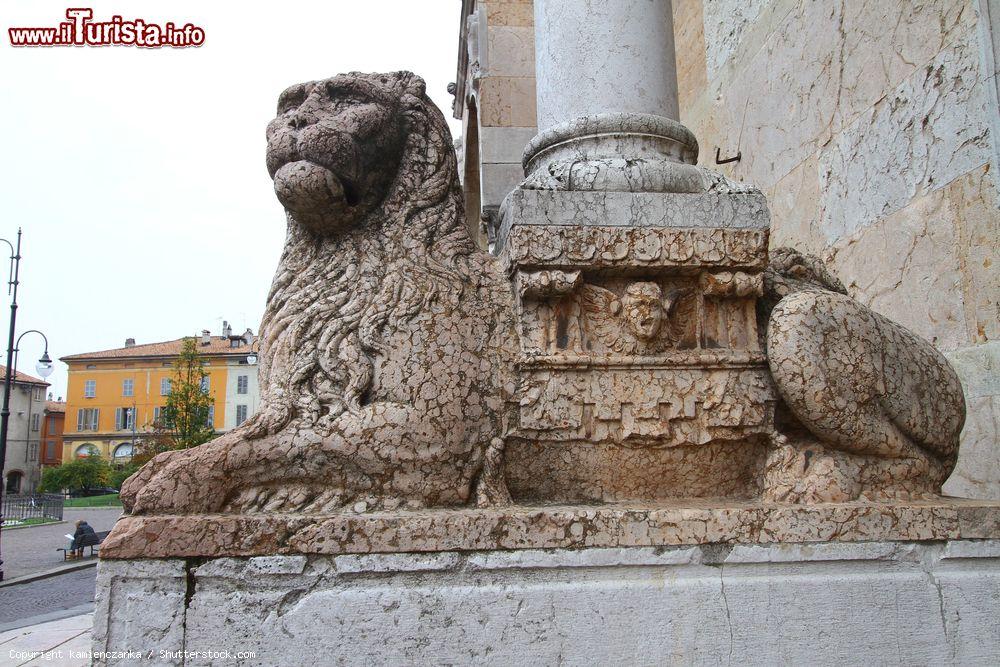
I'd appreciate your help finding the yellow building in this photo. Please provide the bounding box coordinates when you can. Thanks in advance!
[60,325,260,465]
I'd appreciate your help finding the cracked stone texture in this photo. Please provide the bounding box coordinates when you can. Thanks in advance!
[819,28,992,244]
[94,540,1000,665]
[98,499,1000,559]
[119,72,518,516]
[760,248,966,502]
[693,0,979,197]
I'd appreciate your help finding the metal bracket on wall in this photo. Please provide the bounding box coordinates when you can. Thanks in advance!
[715,147,742,164]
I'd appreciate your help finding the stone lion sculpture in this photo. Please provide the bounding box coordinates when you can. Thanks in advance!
[759,248,966,502]
[121,72,516,514]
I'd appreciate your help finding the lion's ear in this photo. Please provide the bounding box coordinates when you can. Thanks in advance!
[397,71,426,98]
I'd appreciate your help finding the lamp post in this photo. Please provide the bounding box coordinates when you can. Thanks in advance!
[0,229,54,581]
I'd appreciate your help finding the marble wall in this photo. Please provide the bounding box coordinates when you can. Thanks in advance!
[674,0,1000,497]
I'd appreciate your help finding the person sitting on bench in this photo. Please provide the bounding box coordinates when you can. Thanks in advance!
[69,520,99,557]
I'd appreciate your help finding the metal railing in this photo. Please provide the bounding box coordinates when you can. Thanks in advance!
[2,493,64,522]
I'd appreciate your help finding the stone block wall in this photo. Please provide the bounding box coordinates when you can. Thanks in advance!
[455,0,538,248]
[674,0,999,497]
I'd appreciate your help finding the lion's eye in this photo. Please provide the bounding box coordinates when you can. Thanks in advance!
[277,86,306,115]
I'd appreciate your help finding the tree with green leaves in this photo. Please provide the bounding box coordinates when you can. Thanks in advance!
[39,456,112,494]
[157,337,216,450]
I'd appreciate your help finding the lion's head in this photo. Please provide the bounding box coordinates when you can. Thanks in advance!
[265,71,428,235]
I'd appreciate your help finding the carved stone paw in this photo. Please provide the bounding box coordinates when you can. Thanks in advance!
[762,435,944,503]
[120,436,233,515]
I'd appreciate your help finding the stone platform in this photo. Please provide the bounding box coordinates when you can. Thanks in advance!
[99,499,1000,559]
[94,538,1000,665]
[94,500,1000,665]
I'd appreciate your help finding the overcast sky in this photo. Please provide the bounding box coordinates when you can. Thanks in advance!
[0,1,463,399]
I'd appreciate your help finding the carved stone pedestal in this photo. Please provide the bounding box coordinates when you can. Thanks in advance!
[498,187,777,502]
[93,500,1000,666]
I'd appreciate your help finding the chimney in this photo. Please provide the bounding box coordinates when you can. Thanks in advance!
[243,328,255,346]
[222,320,232,338]
[125,337,136,347]
[201,329,211,346]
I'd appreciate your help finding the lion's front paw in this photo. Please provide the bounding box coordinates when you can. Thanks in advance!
[122,444,229,515]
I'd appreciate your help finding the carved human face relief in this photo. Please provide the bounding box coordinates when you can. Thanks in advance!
[621,282,664,342]
[265,74,407,236]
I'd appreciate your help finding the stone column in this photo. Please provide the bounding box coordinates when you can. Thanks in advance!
[522,0,701,193]
[497,0,774,504]
[534,0,680,130]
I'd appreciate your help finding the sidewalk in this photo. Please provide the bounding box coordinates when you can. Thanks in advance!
[2,508,122,580]
[0,613,92,667]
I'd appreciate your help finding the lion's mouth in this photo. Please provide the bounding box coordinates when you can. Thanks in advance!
[273,160,363,209]
[271,160,368,228]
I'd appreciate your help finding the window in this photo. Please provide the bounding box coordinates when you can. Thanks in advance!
[160,378,172,395]
[237,375,249,395]
[235,404,248,426]
[44,441,56,460]
[76,408,99,431]
[28,442,37,461]
[75,443,99,459]
[200,376,210,393]
[33,387,44,401]
[30,414,40,431]
[48,416,56,432]
[123,378,134,397]
[113,443,134,460]
[5,471,22,494]
[84,380,96,398]
[205,405,215,428]
[115,407,135,431]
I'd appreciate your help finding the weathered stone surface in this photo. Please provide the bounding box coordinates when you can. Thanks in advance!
[92,559,186,667]
[945,342,1000,499]
[113,71,974,530]
[120,72,518,516]
[477,75,537,127]
[98,499,1000,560]
[761,248,966,502]
[498,188,771,244]
[533,0,680,131]
[95,539,1000,665]
[820,29,992,244]
[696,0,977,196]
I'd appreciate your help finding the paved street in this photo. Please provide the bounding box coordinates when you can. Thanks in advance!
[0,569,95,629]
[1,508,122,581]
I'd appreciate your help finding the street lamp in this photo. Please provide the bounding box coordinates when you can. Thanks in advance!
[0,230,54,581]
[245,340,260,366]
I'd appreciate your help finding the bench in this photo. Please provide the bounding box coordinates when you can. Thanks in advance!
[57,530,110,560]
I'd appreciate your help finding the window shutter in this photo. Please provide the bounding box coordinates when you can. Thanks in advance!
[92,408,100,431]
[77,409,84,431]
[115,408,122,430]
